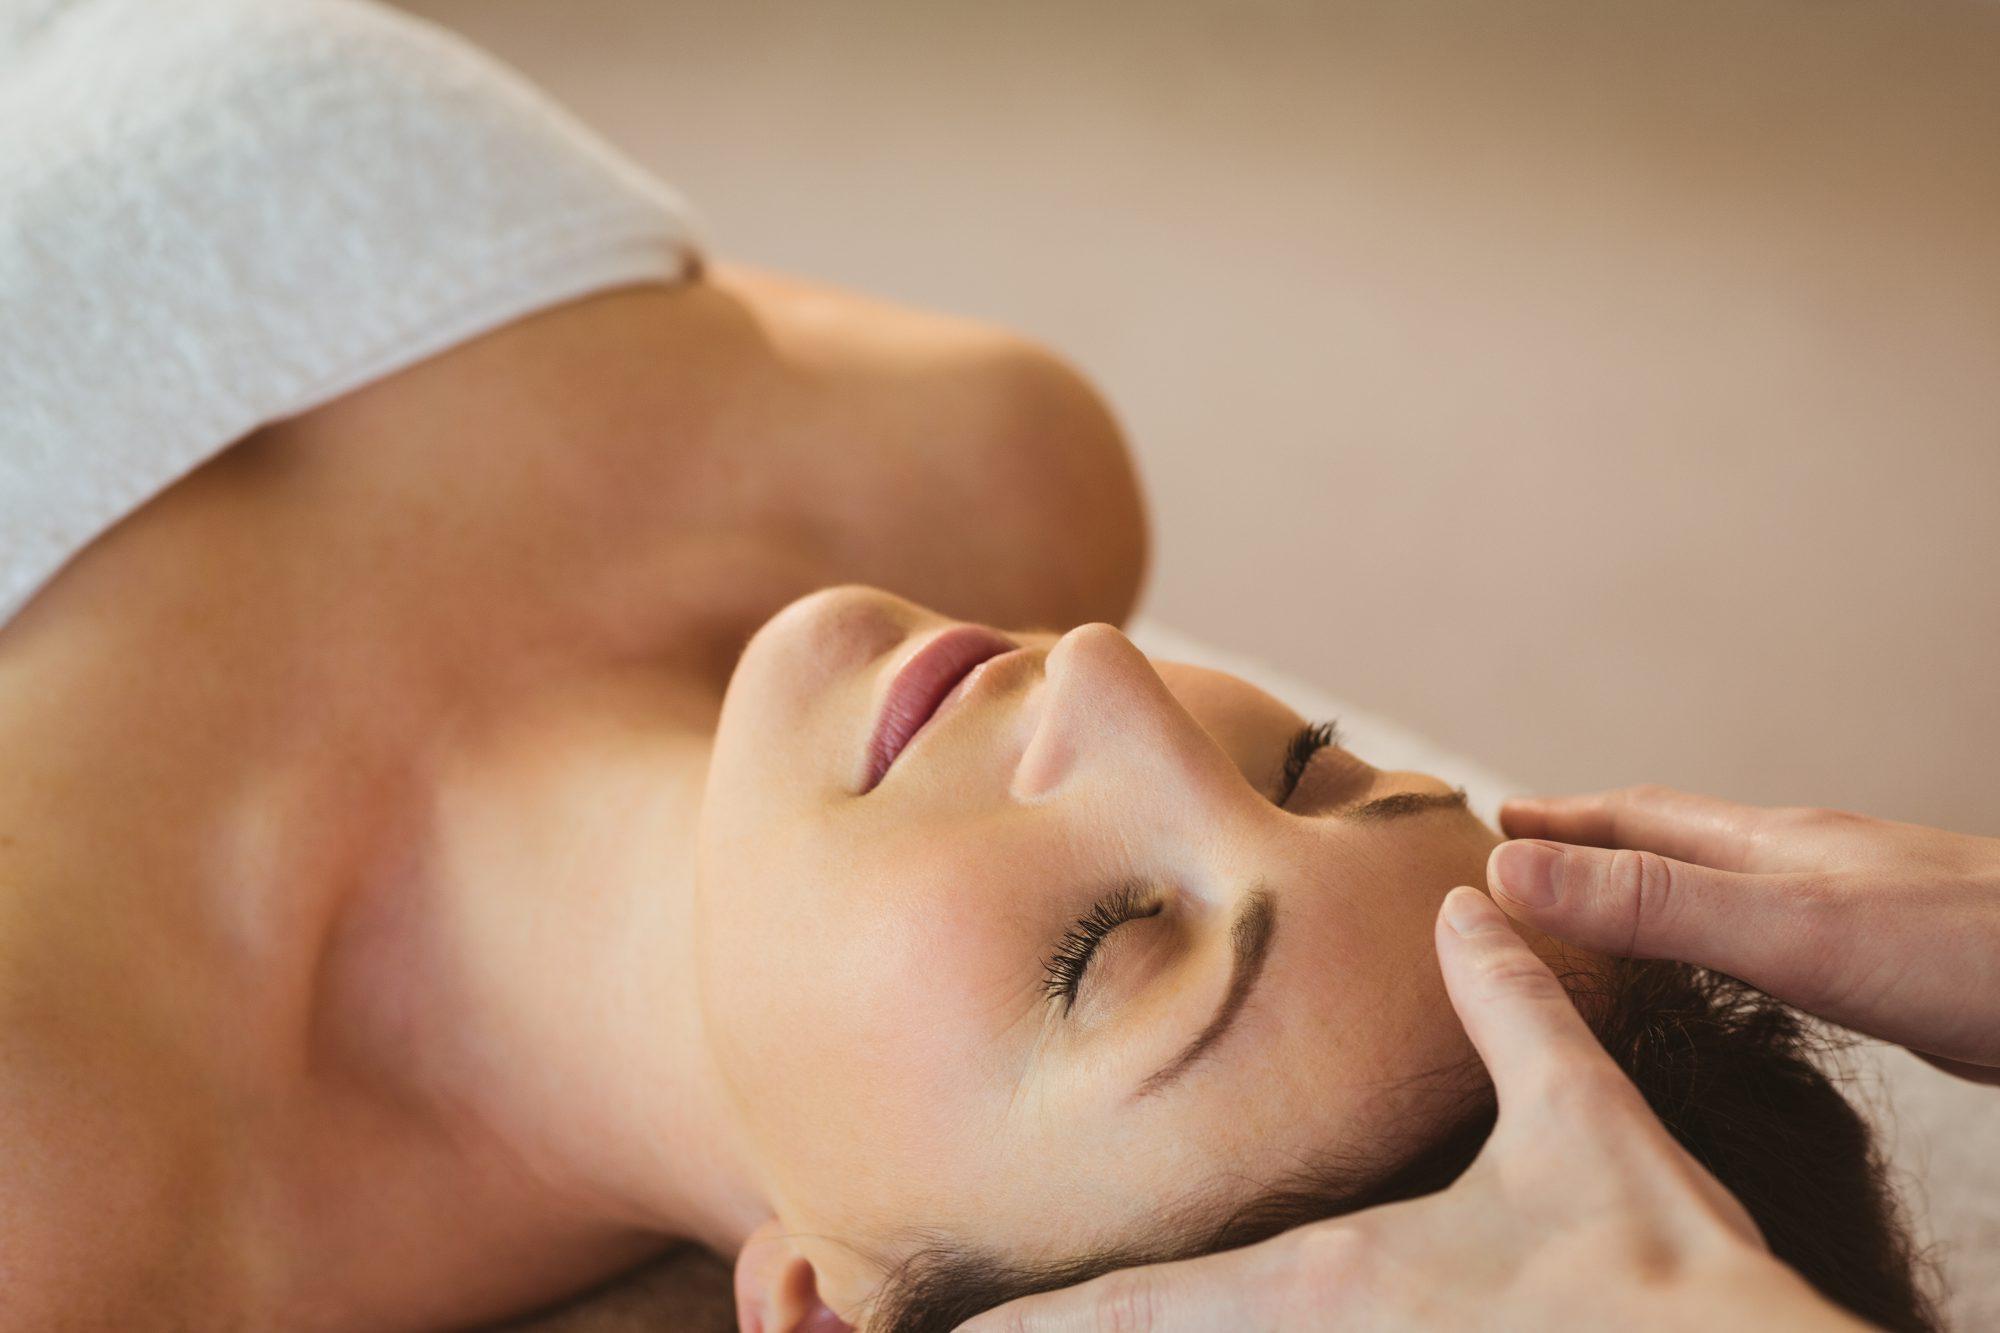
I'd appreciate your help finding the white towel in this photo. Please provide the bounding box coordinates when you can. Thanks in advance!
[0,0,701,626]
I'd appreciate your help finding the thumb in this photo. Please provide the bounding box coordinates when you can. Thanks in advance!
[1433,887,1653,1123]
[1486,839,1827,1000]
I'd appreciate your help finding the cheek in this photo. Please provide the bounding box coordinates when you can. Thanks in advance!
[696,833,1038,1230]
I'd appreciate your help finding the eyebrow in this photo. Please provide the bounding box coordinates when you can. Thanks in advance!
[1136,888,1276,1098]
[1336,786,1471,823]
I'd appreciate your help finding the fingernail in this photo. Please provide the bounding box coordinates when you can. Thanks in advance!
[1494,840,1564,908]
[1442,886,1501,936]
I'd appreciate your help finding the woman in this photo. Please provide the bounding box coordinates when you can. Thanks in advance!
[0,3,1940,1330]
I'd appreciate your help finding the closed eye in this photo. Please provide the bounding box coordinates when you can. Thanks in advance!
[1275,719,1339,807]
[1042,880,1161,1014]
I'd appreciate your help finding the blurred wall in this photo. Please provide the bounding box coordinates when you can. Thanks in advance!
[397,0,2000,833]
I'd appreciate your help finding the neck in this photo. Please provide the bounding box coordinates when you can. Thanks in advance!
[311,658,766,1263]
[221,266,1133,1308]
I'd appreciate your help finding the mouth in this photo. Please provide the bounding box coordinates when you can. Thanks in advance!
[862,624,1018,792]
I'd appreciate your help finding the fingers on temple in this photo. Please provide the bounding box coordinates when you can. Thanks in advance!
[1435,889,1648,1123]
[1498,785,1763,872]
[1485,838,1813,993]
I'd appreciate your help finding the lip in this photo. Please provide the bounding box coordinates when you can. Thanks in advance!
[862,624,1018,792]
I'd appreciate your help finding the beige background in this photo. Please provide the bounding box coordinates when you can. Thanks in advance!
[397,0,1999,834]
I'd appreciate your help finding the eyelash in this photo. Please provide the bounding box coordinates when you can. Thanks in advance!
[1041,880,1161,1014]
[1038,719,1339,1014]
[1278,718,1341,807]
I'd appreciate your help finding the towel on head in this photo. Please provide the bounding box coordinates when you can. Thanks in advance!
[0,0,701,627]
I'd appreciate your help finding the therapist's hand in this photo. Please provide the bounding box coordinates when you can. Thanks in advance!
[958,888,1861,1333]
[1493,786,2000,1084]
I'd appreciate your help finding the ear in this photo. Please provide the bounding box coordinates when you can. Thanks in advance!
[734,1217,856,1333]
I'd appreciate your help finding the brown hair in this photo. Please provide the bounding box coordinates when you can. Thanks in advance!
[866,959,1938,1332]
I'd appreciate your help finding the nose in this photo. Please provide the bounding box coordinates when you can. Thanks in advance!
[1012,623,1246,813]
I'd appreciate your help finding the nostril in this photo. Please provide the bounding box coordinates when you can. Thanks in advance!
[1012,631,1101,802]
[1011,696,1076,802]
[1011,623,1189,803]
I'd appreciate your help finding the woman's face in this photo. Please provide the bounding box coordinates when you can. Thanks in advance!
[695,586,1504,1311]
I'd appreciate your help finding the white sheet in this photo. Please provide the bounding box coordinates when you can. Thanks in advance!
[1128,615,1997,1328]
